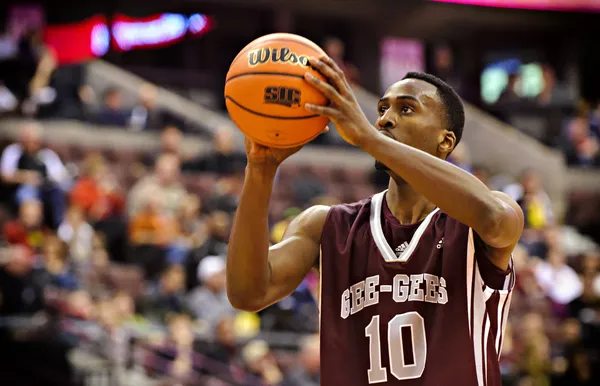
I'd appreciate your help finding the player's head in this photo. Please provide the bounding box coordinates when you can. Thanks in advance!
[374,72,465,172]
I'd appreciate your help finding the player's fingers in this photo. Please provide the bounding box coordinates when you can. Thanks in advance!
[319,55,344,77]
[318,56,350,91]
[305,104,339,118]
[308,57,347,95]
[304,73,342,103]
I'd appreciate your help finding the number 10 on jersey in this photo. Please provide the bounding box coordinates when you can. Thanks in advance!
[365,312,427,383]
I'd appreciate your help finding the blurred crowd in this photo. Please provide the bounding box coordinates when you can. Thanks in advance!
[0,118,598,385]
[0,120,326,386]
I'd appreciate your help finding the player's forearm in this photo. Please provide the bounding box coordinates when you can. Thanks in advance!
[226,164,277,310]
[361,134,504,234]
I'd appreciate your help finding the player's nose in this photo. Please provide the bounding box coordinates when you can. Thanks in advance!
[376,113,395,131]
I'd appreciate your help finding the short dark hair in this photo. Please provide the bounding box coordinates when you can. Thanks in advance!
[403,72,465,147]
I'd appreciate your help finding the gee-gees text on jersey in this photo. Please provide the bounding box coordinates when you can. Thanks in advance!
[341,273,448,319]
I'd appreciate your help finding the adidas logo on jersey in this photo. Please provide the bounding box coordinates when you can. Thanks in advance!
[395,242,409,257]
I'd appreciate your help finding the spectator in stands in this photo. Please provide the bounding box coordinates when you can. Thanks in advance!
[167,312,196,377]
[0,244,44,316]
[81,235,145,298]
[177,194,204,246]
[0,122,70,228]
[519,169,554,230]
[183,127,246,175]
[534,247,583,309]
[57,204,94,264]
[184,217,229,290]
[241,339,284,385]
[497,73,521,105]
[129,83,166,131]
[285,334,320,386]
[504,169,554,256]
[206,174,242,214]
[1,28,57,116]
[41,234,79,291]
[70,152,127,260]
[128,153,187,218]
[519,312,553,386]
[187,255,235,329]
[138,264,188,323]
[537,64,572,106]
[553,318,596,382]
[71,153,124,221]
[129,196,179,268]
[77,84,98,121]
[142,125,184,167]
[206,210,231,254]
[96,87,129,127]
[431,44,463,97]
[569,253,600,330]
[2,198,45,253]
[322,37,359,85]
[204,316,240,365]
[564,116,600,167]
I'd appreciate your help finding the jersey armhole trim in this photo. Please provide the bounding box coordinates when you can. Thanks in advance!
[468,228,516,295]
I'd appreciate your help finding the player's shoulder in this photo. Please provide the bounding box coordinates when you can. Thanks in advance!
[328,195,373,219]
[292,198,368,234]
[289,205,331,239]
[319,195,375,237]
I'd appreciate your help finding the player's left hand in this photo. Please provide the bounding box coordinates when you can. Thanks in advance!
[304,56,378,147]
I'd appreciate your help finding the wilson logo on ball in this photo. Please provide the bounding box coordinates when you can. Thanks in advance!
[264,86,301,108]
[248,47,309,68]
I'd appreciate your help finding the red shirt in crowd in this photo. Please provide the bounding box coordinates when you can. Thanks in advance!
[70,177,125,220]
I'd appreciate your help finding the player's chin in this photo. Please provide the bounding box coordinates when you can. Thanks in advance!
[374,160,389,171]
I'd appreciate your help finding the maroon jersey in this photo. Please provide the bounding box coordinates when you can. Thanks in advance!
[319,191,515,386]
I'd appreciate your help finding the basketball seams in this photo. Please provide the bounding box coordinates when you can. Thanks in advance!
[226,72,305,82]
[227,101,324,149]
[227,38,325,82]
[225,96,320,120]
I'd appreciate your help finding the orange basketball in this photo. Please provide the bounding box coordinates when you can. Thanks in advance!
[224,33,330,148]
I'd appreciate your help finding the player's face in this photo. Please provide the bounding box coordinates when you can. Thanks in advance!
[374,79,455,172]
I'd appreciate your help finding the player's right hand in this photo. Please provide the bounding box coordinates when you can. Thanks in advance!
[244,137,303,170]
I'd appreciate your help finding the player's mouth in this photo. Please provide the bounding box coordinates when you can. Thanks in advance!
[378,130,395,140]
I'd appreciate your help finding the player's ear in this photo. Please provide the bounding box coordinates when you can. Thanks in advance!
[438,130,456,156]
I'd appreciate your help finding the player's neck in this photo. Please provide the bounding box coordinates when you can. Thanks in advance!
[386,180,436,225]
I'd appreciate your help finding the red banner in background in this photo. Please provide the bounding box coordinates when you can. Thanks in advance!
[42,13,214,65]
[44,15,109,65]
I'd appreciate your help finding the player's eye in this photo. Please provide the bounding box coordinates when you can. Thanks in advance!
[378,105,388,115]
[401,105,414,114]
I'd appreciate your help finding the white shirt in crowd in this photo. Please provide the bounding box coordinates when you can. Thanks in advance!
[0,143,70,185]
[534,260,583,304]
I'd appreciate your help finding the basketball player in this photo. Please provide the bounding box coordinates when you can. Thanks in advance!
[226,55,524,385]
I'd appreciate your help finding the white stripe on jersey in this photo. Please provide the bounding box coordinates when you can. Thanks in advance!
[466,228,515,386]
[370,190,439,263]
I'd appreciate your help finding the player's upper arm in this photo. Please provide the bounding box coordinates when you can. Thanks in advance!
[260,205,330,309]
[477,191,524,270]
